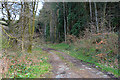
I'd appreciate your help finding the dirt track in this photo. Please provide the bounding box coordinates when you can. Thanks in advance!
[43,48,111,78]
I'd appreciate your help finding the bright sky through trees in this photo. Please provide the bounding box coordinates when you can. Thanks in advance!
[0,1,43,20]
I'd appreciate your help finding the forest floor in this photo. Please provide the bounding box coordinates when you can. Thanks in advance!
[42,48,110,78]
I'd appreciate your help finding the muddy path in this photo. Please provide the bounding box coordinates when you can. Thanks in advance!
[42,48,112,78]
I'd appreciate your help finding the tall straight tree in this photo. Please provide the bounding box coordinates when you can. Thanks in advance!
[89,0,93,33]
[50,9,54,43]
[89,0,92,20]
[94,2,99,33]
[101,3,107,32]
[63,2,67,43]
[21,2,26,52]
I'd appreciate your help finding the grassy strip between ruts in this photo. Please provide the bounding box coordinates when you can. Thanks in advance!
[3,47,52,78]
[46,43,119,77]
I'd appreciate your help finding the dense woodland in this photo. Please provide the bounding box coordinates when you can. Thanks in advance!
[0,1,120,78]
[38,2,119,43]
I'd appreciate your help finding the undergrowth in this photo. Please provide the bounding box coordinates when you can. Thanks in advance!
[2,47,51,78]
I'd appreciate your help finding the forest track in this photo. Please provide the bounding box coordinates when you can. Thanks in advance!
[42,48,112,78]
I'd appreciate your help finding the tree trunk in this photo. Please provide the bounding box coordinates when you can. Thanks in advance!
[89,0,93,33]
[59,32,60,43]
[21,2,25,52]
[101,3,107,32]
[44,23,46,41]
[4,2,11,32]
[28,1,38,53]
[50,10,54,43]
[89,0,92,20]
[27,9,32,53]
[94,2,99,33]
[63,2,67,43]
